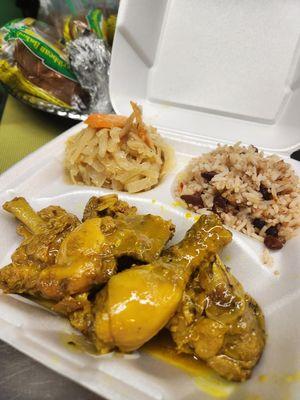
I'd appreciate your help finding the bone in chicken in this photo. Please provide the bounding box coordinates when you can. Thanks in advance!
[85,214,232,353]
[168,255,266,381]
[0,196,266,382]
[67,214,265,382]
[0,195,174,300]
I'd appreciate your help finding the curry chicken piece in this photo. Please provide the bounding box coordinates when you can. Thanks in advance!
[168,255,266,381]
[0,196,266,382]
[71,214,232,354]
[67,214,265,382]
[0,195,174,300]
[38,213,174,300]
[0,198,80,295]
[82,194,137,221]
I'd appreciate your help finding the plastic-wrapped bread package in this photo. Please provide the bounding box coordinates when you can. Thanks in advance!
[0,3,117,119]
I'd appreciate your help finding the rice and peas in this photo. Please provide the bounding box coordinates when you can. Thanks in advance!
[175,143,300,264]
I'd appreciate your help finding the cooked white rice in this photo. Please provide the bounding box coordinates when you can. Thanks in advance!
[175,143,300,255]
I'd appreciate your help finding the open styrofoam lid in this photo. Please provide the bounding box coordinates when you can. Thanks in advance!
[110,0,300,154]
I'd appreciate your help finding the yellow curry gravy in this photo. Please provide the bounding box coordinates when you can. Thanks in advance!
[61,330,236,398]
[26,295,235,398]
[143,331,236,398]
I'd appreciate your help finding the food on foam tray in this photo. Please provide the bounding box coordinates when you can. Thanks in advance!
[0,194,265,382]
[175,143,300,263]
[65,102,174,193]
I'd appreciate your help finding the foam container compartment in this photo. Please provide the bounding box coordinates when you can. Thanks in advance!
[110,0,300,154]
[0,1,299,399]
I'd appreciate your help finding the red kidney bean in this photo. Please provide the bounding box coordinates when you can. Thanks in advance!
[201,171,217,182]
[264,235,283,250]
[259,184,272,200]
[181,193,204,207]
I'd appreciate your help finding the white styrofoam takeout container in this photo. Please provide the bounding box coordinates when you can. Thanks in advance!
[0,1,299,399]
[110,0,300,156]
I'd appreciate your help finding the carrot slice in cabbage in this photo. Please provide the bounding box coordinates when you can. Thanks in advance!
[85,114,127,129]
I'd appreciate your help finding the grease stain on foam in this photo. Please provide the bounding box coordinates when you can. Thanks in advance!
[151,199,157,204]
[21,294,56,312]
[31,296,56,310]
[185,212,192,219]
[285,371,300,383]
[60,332,98,355]
[258,374,268,382]
[50,355,61,364]
[244,396,263,400]
[60,333,138,360]
[60,331,300,399]
[61,330,236,398]
[172,200,184,208]
[142,331,236,398]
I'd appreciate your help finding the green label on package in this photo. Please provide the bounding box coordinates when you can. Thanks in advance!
[86,9,104,39]
[3,22,77,82]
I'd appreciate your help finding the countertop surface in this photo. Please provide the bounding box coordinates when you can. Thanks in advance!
[0,341,102,400]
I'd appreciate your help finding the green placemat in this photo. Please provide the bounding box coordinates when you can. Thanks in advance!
[0,96,76,173]
[0,2,22,27]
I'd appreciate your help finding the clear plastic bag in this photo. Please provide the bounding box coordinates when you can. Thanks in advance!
[39,0,118,38]
[0,18,88,111]
[39,0,119,17]
[0,2,118,119]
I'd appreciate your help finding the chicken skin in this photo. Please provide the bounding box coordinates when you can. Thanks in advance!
[87,214,232,353]
[0,198,80,295]
[38,213,174,300]
[168,255,266,381]
[82,194,137,221]
[0,196,174,300]
[65,214,265,382]
[0,195,266,382]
